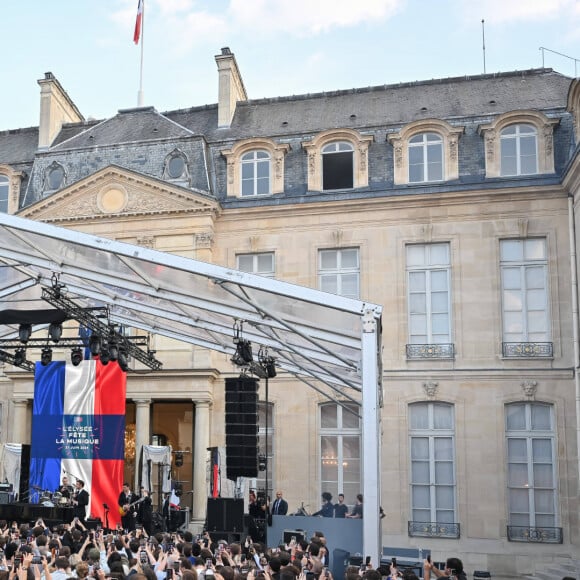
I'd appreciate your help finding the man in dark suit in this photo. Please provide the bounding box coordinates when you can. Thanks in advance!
[118,482,139,532]
[71,479,89,523]
[271,490,288,516]
[137,487,153,535]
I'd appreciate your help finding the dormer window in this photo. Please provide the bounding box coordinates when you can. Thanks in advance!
[302,129,373,192]
[221,138,289,198]
[44,162,66,192]
[479,111,558,178]
[163,149,189,183]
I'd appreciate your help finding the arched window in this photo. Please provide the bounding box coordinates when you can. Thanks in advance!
[409,402,457,536]
[500,124,538,176]
[321,141,354,190]
[320,402,361,502]
[241,150,270,196]
[0,175,8,213]
[506,402,558,535]
[408,133,444,183]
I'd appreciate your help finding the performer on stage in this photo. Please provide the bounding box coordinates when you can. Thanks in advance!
[118,482,139,532]
[137,487,153,535]
[71,480,89,523]
[57,476,74,499]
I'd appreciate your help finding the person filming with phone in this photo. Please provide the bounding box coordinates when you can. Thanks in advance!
[423,556,466,580]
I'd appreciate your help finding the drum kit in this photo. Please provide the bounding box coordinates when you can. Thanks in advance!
[32,486,71,507]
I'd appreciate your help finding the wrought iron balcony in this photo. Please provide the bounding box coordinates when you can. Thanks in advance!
[408,520,460,539]
[406,343,455,360]
[502,342,553,358]
[507,525,562,543]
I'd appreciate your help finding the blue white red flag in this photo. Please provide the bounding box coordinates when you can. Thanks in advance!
[134,0,143,44]
[30,360,126,527]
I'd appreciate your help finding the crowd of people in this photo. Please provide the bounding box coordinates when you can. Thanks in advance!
[0,514,479,580]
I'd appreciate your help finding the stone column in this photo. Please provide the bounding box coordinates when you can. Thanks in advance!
[192,400,211,524]
[134,399,151,489]
[12,399,29,443]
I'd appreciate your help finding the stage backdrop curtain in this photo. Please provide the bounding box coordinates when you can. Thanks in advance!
[30,360,126,528]
[141,445,172,493]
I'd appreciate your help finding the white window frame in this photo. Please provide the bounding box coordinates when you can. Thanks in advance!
[318,248,360,299]
[500,124,538,177]
[321,141,354,191]
[320,402,361,504]
[408,132,444,183]
[500,238,550,343]
[236,252,275,278]
[0,175,8,213]
[409,402,456,525]
[406,243,451,344]
[241,150,271,196]
[506,402,558,529]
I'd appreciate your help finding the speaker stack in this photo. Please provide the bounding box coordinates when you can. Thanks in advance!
[225,377,259,480]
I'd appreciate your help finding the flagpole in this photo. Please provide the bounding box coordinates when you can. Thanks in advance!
[138,0,145,106]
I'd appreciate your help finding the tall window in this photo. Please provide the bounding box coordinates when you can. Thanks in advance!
[322,141,354,190]
[500,124,538,176]
[408,133,443,183]
[318,248,360,299]
[0,176,8,213]
[409,402,456,525]
[237,253,275,278]
[501,239,549,343]
[256,402,274,497]
[407,243,451,344]
[506,402,557,529]
[241,150,270,196]
[320,403,361,502]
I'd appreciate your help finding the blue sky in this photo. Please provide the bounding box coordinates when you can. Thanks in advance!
[1,0,578,131]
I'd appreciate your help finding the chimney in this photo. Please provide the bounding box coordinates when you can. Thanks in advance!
[215,47,247,128]
[37,72,84,149]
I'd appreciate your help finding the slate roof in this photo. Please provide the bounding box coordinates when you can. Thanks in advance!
[51,107,195,151]
[165,68,572,142]
[0,127,39,165]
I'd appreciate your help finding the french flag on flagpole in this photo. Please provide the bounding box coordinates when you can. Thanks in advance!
[30,360,126,529]
[134,0,143,44]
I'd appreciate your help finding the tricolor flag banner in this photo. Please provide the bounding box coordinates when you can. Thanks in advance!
[133,0,143,44]
[30,359,126,528]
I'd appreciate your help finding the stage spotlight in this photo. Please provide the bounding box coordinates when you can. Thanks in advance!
[108,340,119,362]
[249,361,268,379]
[40,347,53,366]
[14,348,26,366]
[71,347,83,366]
[175,452,184,467]
[89,334,102,356]
[100,347,110,366]
[264,356,277,378]
[231,339,253,366]
[48,322,63,343]
[117,349,129,372]
[18,324,32,344]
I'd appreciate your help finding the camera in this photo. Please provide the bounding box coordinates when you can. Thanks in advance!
[166,569,174,580]
[140,551,148,564]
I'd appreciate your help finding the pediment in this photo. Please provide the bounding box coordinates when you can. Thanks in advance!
[19,165,220,222]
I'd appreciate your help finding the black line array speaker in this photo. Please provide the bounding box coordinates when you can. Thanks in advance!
[225,377,259,480]
[206,498,244,532]
[19,444,31,502]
